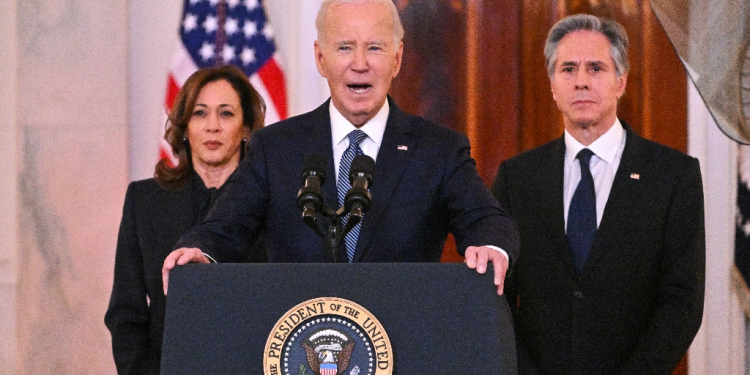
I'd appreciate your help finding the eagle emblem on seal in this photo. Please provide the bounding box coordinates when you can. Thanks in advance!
[302,328,355,375]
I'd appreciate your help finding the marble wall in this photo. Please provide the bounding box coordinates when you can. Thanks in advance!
[11,0,129,373]
[0,2,19,375]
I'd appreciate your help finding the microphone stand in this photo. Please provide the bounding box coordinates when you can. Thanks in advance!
[305,206,358,263]
[299,154,373,263]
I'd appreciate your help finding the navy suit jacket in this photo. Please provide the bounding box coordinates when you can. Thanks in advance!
[492,125,705,375]
[176,98,519,264]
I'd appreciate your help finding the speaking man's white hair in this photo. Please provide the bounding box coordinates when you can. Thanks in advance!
[315,0,405,44]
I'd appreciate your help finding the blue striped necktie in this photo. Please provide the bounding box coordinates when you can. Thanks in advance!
[567,148,597,275]
[338,130,368,262]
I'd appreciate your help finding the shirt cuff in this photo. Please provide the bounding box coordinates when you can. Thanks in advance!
[202,252,217,263]
[484,245,509,262]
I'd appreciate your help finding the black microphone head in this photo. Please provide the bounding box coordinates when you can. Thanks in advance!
[301,153,327,182]
[349,154,375,185]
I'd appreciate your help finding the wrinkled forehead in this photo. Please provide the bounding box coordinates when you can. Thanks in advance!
[555,30,614,65]
[320,2,396,43]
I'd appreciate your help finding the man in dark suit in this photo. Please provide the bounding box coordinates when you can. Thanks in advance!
[492,14,705,374]
[162,0,519,295]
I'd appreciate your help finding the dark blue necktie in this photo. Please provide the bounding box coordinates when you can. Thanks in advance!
[338,130,367,262]
[567,148,597,275]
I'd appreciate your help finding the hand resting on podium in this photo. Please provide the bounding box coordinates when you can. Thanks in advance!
[162,247,210,295]
[162,245,509,296]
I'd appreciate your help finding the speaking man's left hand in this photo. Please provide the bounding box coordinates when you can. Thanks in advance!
[465,246,508,296]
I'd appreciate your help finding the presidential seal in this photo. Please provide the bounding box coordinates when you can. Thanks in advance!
[264,297,393,375]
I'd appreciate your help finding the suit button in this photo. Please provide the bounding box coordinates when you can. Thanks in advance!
[573,291,583,299]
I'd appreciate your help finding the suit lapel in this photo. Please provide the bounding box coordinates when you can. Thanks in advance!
[305,101,339,210]
[582,127,652,277]
[297,101,342,261]
[545,138,574,271]
[351,99,414,261]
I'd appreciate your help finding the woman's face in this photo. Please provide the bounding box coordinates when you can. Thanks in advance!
[187,79,247,171]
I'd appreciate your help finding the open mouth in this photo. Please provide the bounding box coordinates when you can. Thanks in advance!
[347,84,372,94]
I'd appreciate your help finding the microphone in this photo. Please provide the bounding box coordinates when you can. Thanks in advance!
[297,154,327,220]
[343,155,375,230]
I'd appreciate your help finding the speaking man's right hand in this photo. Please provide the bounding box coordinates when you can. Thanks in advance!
[162,248,209,295]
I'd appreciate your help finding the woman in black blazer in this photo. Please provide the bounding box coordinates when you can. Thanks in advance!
[104,65,266,375]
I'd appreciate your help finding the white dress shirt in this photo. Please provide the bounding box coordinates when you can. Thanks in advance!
[330,100,389,183]
[563,118,627,232]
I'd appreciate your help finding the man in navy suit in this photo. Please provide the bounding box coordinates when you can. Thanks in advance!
[492,14,705,374]
[162,0,519,295]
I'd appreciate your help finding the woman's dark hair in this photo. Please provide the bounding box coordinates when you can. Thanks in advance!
[154,65,265,191]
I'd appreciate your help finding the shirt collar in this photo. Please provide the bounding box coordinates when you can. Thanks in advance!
[330,99,389,147]
[564,118,624,164]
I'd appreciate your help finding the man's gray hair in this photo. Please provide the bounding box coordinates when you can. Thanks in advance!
[544,14,630,78]
[316,0,405,44]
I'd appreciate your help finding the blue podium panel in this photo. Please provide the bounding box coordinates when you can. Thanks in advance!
[162,263,517,374]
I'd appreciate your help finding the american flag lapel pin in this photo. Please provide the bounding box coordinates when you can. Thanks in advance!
[397,145,408,151]
[630,173,640,180]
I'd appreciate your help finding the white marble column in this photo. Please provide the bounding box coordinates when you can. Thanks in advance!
[264,0,329,116]
[13,1,129,373]
[687,80,745,375]
[0,1,19,374]
[128,0,183,182]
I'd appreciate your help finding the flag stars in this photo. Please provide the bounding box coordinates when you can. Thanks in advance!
[743,221,750,237]
[199,42,215,61]
[244,0,259,10]
[225,17,239,36]
[241,47,256,65]
[183,13,198,32]
[243,21,257,38]
[203,15,219,33]
[181,0,280,89]
[739,211,750,237]
[222,45,237,63]
[262,24,274,40]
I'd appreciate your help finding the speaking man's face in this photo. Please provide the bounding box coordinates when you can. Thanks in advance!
[550,30,627,132]
[315,2,403,127]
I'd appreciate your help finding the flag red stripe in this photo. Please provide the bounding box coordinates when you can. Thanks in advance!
[165,74,180,111]
[258,58,288,119]
[159,146,175,167]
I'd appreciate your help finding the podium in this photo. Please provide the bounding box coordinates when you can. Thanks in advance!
[161,263,517,374]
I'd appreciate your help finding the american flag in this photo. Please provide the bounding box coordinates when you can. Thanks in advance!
[161,0,288,165]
